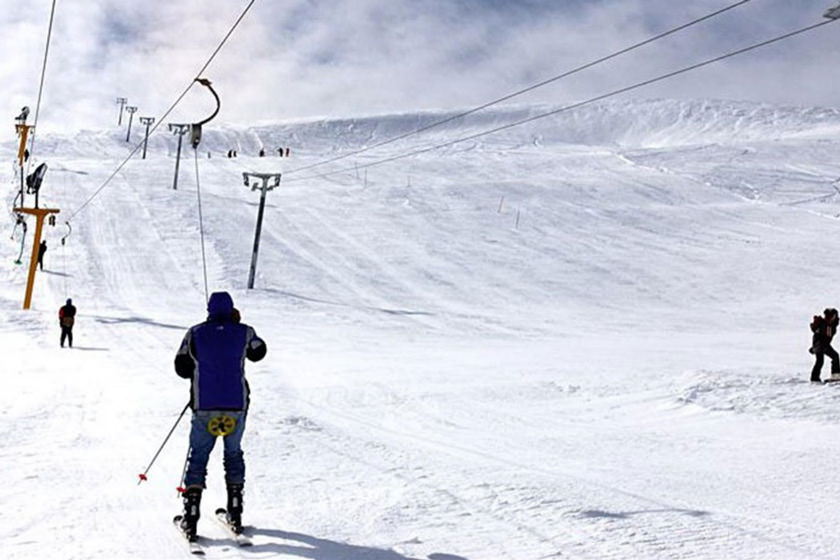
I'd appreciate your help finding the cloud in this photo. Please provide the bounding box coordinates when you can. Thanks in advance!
[2,0,839,144]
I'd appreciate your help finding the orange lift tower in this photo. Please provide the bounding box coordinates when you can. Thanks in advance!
[14,161,59,310]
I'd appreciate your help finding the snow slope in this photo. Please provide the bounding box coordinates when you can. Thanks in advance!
[4,98,840,559]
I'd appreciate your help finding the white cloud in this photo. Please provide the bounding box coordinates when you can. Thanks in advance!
[2,0,840,144]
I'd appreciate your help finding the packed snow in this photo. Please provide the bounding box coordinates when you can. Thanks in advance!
[4,98,840,559]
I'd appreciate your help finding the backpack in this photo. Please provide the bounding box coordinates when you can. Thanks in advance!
[59,305,75,328]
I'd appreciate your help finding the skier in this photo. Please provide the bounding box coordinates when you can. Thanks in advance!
[58,298,76,348]
[37,240,47,270]
[174,291,266,541]
[810,307,840,382]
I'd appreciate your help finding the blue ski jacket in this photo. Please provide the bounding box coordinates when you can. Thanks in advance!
[175,292,267,411]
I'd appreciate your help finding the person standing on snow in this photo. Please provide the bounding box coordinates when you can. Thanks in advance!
[810,307,840,382]
[37,240,47,270]
[174,291,266,541]
[58,298,76,348]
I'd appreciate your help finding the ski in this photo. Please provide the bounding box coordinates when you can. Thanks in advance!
[214,508,252,546]
[173,515,205,555]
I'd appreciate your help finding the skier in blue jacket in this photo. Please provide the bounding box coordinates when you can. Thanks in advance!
[174,291,266,540]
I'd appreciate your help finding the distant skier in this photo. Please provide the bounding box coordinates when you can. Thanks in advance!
[258,148,265,157]
[174,291,267,541]
[810,308,840,382]
[37,240,47,270]
[58,298,76,348]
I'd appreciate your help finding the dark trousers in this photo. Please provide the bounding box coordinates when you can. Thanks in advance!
[812,344,839,381]
[60,326,73,348]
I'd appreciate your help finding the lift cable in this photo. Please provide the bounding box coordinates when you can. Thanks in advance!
[67,0,257,222]
[24,0,58,179]
[187,79,222,304]
[283,0,756,178]
[193,149,210,303]
[284,18,837,185]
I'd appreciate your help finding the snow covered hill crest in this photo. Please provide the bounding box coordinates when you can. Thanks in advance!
[26,98,840,160]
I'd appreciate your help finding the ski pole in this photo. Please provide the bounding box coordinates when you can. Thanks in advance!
[138,402,190,485]
[176,443,191,495]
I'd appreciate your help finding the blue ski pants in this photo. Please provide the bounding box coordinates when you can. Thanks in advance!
[184,410,246,488]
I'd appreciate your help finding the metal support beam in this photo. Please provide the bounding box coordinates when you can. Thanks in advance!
[168,123,190,190]
[14,206,60,310]
[116,97,127,125]
[242,172,282,289]
[140,117,156,159]
[125,106,138,142]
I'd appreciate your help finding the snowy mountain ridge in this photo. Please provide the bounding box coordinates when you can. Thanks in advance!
[27,98,840,161]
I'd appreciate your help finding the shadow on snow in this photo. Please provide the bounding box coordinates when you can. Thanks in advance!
[263,288,433,317]
[579,508,709,519]
[236,527,468,560]
[90,314,186,330]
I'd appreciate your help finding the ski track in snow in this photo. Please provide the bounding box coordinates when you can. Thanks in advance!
[5,99,840,559]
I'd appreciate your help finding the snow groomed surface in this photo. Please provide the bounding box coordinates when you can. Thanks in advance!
[4,99,840,559]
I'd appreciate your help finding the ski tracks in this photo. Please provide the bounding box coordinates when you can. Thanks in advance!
[275,384,839,560]
[257,201,448,331]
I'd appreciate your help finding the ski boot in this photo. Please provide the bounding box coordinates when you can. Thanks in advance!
[225,482,244,534]
[180,486,203,541]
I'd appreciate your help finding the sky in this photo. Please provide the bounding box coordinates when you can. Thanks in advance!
[1,0,839,140]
